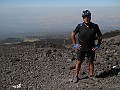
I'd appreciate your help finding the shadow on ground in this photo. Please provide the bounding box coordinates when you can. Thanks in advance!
[96,68,120,78]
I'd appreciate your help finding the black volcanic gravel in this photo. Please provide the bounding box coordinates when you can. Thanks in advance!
[0,35,120,90]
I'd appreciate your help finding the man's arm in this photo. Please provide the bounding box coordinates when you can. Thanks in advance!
[95,24,102,45]
[71,24,79,44]
[92,35,102,51]
[71,32,76,45]
[71,31,81,50]
[92,24,102,51]
[97,34,102,45]
[71,24,82,50]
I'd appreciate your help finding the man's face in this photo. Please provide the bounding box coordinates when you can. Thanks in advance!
[83,16,91,24]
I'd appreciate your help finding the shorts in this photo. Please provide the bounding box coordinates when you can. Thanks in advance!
[77,50,95,61]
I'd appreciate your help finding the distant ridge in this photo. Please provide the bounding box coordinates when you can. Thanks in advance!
[0,30,120,45]
[0,37,23,45]
[103,30,120,39]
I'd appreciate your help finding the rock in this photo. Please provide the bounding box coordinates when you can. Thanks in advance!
[71,56,76,61]
[96,71,103,77]
[112,65,117,69]
[118,72,120,75]
[12,83,22,89]
[69,66,75,70]
[45,49,52,56]
[67,58,72,62]
[56,52,62,57]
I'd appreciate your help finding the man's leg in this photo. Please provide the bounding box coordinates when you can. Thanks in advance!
[74,60,83,83]
[89,60,94,76]
[87,51,95,76]
[75,60,83,77]
[89,60,98,81]
[74,50,84,83]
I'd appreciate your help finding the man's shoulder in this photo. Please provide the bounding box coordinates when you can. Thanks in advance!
[78,22,99,27]
[79,23,83,26]
[77,23,83,27]
[91,22,99,27]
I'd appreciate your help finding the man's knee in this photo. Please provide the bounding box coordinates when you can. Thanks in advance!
[89,60,94,64]
[76,60,83,65]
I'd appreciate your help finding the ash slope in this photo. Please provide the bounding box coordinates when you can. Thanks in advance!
[0,35,120,90]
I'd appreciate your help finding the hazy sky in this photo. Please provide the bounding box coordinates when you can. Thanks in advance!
[0,0,119,7]
[0,0,120,38]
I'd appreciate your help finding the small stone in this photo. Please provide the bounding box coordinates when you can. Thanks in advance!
[112,65,117,69]
[67,58,72,62]
[69,66,75,70]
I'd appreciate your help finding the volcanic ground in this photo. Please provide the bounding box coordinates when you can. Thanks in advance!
[0,35,120,90]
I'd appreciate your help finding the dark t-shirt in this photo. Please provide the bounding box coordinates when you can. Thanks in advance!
[73,22,102,50]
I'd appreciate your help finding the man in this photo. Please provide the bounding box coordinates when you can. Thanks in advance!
[71,10,102,83]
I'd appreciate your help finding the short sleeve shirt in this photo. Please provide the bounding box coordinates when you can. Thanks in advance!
[73,22,102,50]
[73,22,102,43]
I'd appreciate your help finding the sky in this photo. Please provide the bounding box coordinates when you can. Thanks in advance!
[0,0,120,38]
[0,0,120,7]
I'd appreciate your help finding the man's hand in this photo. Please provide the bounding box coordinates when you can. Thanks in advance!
[92,44,100,51]
[74,44,81,50]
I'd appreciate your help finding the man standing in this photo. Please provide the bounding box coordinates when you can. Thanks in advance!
[71,10,102,83]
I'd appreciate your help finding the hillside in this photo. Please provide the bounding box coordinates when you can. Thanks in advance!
[0,30,120,45]
[0,32,120,90]
[0,37,23,45]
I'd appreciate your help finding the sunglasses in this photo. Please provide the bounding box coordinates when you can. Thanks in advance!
[83,16,91,19]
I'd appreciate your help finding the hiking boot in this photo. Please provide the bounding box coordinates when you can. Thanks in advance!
[89,75,98,81]
[73,76,79,83]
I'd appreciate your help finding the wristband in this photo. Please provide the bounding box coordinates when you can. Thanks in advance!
[74,44,79,49]
[95,44,100,49]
